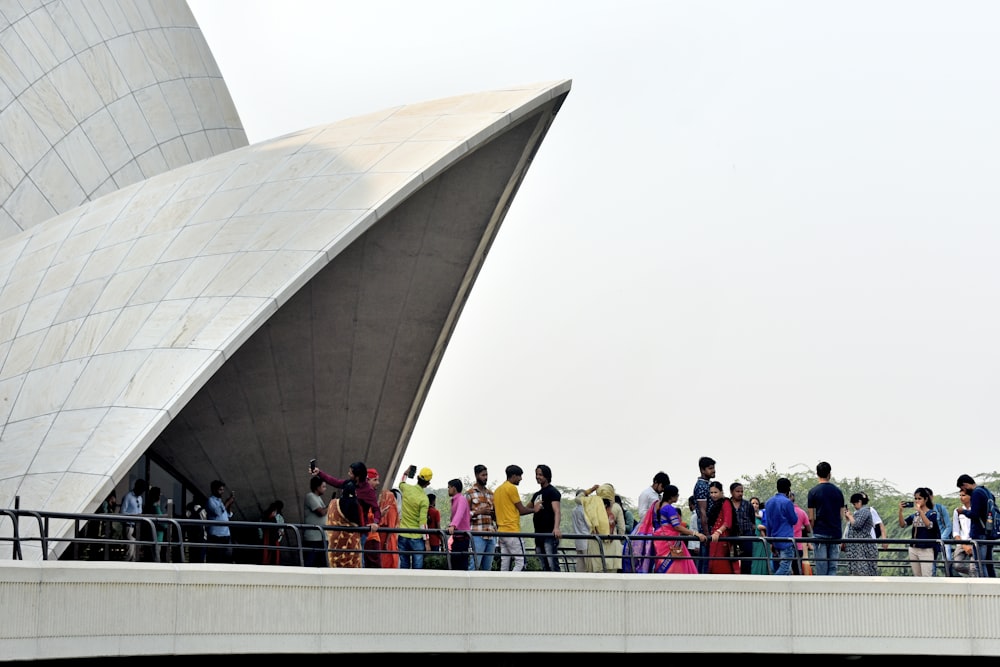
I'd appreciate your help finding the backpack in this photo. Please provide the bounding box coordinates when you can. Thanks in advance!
[984,490,1000,539]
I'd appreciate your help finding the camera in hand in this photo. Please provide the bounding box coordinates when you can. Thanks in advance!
[902,501,914,508]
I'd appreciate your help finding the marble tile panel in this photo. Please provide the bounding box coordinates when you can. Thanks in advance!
[63,309,117,360]
[61,2,102,49]
[1,24,44,89]
[163,254,230,301]
[75,43,128,108]
[117,347,219,410]
[77,242,130,284]
[116,0,148,33]
[128,260,189,307]
[96,212,154,252]
[270,150,339,182]
[357,115,437,144]
[290,173,359,211]
[53,278,105,324]
[32,150,85,216]
[71,406,169,475]
[158,136,193,172]
[27,6,72,64]
[19,286,67,334]
[371,140,458,175]
[187,185,254,225]
[145,197,202,235]
[45,1,88,54]
[93,302,155,354]
[127,298,193,349]
[54,225,103,267]
[204,128,235,155]
[158,220,222,263]
[14,11,60,73]
[81,108,132,175]
[243,211,322,252]
[3,100,50,171]
[33,318,82,368]
[0,304,27,346]
[318,143,399,176]
[283,209,364,252]
[239,250,322,303]
[0,210,19,238]
[54,126,110,197]
[160,78,201,135]
[132,83,174,143]
[0,412,51,482]
[36,252,85,297]
[113,232,170,273]
[182,130,214,162]
[327,171,412,211]
[234,179,302,217]
[187,76,222,127]
[18,76,76,143]
[186,296,272,351]
[157,296,226,348]
[112,160,145,190]
[8,356,87,421]
[0,37,30,98]
[197,252,271,297]
[412,112,508,142]
[96,0,131,38]
[135,146,168,179]
[216,80,243,131]
[2,328,44,378]
[0,76,13,112]
[133,2,160,31]
[108,93,157,157]
[61,349,149,411]
[7,178,56,230]
[168,25,208,78]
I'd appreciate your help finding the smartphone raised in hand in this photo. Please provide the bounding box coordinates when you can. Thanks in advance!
[406,464,417,478]
[309,458,317,471]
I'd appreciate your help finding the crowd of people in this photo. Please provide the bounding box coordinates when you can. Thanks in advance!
[88,457,998,577]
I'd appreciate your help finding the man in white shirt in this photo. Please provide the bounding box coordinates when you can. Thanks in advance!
[637,471,669,524]
[120,478,147,561]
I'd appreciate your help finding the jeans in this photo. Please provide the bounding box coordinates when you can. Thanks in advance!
[206,534,232,563]
[303,541,328,567]
[398,536,425,569]
[535,536,561,572]
[450,535,470,571]
[469,535,497,571]
[772,544,796,575]
[812,535,840,575]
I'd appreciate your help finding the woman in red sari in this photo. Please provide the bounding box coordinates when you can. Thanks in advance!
[706,481,738,574]
[651,485,704,574]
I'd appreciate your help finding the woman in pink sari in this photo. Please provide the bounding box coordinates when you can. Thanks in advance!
[652,484,704,574]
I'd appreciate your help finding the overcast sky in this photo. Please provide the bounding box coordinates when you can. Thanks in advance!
[188,1,1000,503]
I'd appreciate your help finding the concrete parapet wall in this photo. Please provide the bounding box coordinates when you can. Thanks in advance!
[1,561,998,660]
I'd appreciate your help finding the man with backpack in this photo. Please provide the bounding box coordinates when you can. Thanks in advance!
[956,474,997,578]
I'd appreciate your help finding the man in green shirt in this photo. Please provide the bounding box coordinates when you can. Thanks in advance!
[398,466,432,568]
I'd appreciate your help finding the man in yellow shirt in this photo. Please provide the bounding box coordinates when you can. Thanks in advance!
[494,464,537,571]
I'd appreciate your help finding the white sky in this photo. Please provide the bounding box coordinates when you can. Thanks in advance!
[188,1,1000,503]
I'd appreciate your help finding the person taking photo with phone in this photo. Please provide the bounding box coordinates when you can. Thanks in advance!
[898,487,939,577]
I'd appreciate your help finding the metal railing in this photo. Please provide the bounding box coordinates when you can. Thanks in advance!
[1,506,996,576]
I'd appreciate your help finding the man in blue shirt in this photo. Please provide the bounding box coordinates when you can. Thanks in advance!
[765,477,799,575]
[206,479,235,563]
[957,474,996,578]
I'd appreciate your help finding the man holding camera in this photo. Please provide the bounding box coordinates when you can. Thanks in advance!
[398,466,432,569]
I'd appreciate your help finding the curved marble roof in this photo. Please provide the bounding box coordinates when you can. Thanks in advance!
[0,80,570,558]
[0,1,246,237]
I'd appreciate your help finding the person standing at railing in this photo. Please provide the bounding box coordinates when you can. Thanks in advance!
[465,465,498,571]
[951,487,977,577]
[302,476,328,567]
[446,478,471,571]
[730,482,757,575]
[494,465,537,572]
[956,474,996,578]
[530,464,562,572]
[120,478,147,562]
[898,488,939,577]
[764,477,798,576]
[205,480,235,563]
[398,466,432,569]
[692,456,717,575]
[706,481,737,574]
[807,461,845,576]
[844,492,878,576]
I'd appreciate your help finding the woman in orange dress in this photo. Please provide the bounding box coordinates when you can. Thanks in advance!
[378,488,401,568]
[706,481,738,574]
[326,483,362,568]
